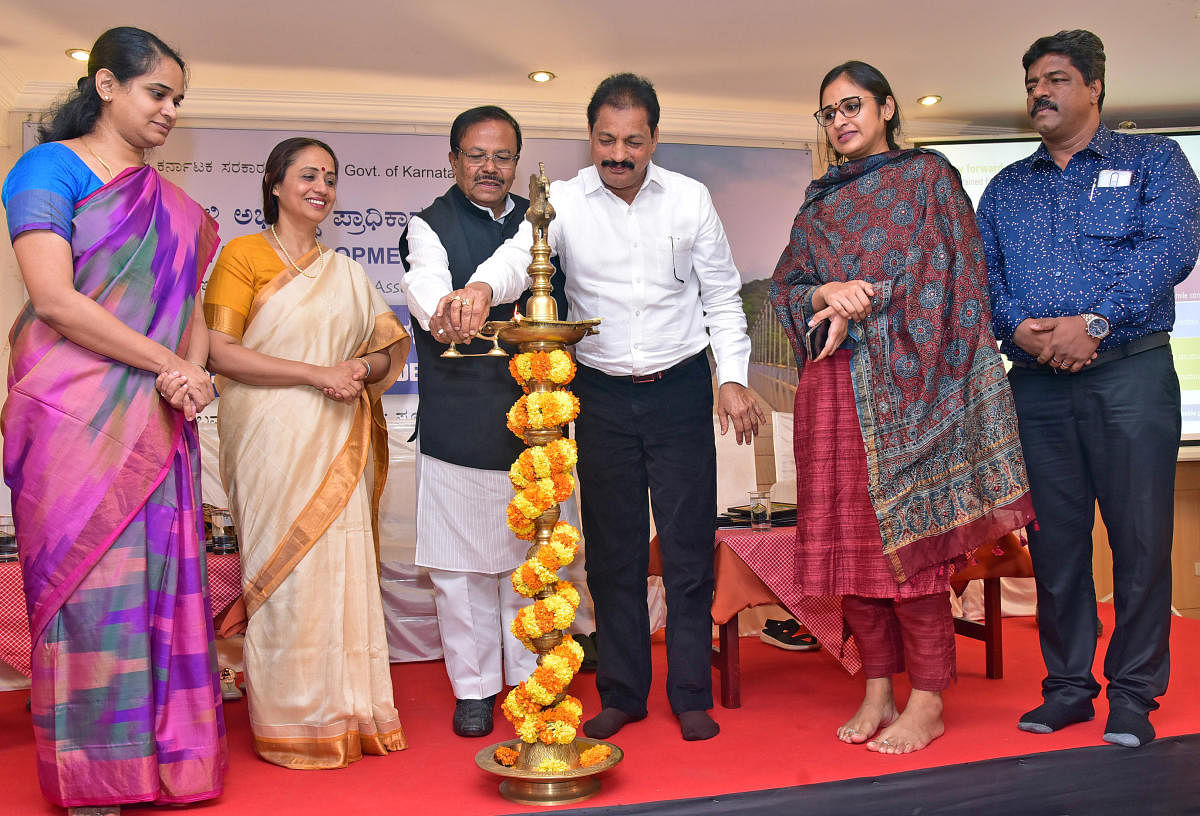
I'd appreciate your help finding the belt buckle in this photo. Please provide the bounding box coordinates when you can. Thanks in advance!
[632,372,662,384]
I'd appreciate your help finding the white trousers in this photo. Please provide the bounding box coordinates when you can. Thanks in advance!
[428,567,539,700]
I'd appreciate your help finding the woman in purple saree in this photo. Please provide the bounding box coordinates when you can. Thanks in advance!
[1,28,225,816]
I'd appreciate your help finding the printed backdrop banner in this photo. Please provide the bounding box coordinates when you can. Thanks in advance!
[20,124,811,413]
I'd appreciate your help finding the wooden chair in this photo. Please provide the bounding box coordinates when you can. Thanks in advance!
[949,531,1034,680]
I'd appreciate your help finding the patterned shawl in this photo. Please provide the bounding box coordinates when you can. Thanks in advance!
[770,149,1033,580]
[3,165,218,644]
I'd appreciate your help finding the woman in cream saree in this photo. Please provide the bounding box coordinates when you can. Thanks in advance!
[202,138,410,768]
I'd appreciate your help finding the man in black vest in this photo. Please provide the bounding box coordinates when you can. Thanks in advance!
[400,106,560,738]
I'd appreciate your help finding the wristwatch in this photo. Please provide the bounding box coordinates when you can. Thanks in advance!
[1081,313,1111,340]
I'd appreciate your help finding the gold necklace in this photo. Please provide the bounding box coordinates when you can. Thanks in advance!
[271,224,328,279]
[80,137,113,180]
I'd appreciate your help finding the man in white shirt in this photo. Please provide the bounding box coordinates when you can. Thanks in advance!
[400,106,553,738]
[470,74,764,741]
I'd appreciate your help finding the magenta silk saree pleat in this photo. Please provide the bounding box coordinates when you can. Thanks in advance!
[2,165,226,805]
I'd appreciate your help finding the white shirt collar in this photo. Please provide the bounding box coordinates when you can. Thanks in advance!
[465,193,515,222]
[582,161,664,199]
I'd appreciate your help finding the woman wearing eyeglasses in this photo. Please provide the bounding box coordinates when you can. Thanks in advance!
[768,61,1035,754]
[196,137,410,768]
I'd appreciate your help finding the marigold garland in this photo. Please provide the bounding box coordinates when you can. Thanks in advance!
[502,640,587,744]
[510,523,582,597]
[509,439,578,488]
[578,744,613,767]
[493,746,519,766]
[509,349,577,390]
[506,391,580,437]
[499,357,595,760]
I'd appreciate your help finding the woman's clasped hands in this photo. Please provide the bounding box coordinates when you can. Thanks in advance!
[155,359,215,421]
[808,280,877,361]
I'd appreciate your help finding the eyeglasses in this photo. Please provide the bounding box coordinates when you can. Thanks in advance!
[812,96,881,127]
[455,149,519,168]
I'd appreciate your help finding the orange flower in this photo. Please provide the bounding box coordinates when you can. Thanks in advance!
[494,746,519,766]
[579,744,612,767]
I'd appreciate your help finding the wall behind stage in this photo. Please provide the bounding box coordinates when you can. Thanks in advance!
[20,123,810,419]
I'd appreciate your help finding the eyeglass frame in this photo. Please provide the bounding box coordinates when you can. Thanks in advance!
[454,148,520,168]
[812,95,886,127]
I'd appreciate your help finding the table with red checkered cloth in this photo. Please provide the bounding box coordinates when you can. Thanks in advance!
[0,553,243,677]
[717,526,862,675]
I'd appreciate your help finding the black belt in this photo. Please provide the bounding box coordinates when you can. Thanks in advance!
[626,350,706,383]
[1008,331,1170,372]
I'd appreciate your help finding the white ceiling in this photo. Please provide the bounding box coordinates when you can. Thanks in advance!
[1,0,1198,145]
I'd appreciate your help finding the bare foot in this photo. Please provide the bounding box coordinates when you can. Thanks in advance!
[867,689,945,754]
[837,676,898,744]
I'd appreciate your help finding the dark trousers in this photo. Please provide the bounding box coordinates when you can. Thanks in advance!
[572,352,716,716]
[1009,346,1178,715]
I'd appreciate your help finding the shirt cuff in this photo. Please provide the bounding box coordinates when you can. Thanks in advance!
[1089,301,1122,326]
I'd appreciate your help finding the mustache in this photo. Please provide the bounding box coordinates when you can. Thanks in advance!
[1031,98,1058,115]
[601,158,635,171]
[473,173,503,184]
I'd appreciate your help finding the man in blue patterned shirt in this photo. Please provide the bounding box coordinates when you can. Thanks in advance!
[978,29,1200,748]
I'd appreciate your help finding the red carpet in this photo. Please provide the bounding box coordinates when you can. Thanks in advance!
[2,605,1198,815]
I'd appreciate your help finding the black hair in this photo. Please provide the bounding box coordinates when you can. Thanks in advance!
[262,138,339,225]
[449,105,522,154]
[1022,29,1106,111]
[587,73,660,132]
[818,60,902,162]
[38,27,186,143]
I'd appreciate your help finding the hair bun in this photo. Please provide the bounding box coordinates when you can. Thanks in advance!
[76,76,91,92]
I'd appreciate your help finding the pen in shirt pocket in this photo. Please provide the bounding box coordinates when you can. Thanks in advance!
[668,235,684,283]
[1089,180,1097,201]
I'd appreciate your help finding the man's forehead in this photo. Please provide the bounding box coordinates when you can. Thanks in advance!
[459,120,518,147]
[1026,54,1080,79]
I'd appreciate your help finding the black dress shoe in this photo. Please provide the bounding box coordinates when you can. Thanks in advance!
[452,694,497,737]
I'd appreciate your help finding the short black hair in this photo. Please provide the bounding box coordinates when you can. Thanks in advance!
[1022,29,1106,111]
[449,105,522,154]
[262,137,338,225]
[587,73,660,132]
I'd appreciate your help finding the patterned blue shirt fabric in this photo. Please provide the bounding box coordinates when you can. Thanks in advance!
[977,125,1200,363]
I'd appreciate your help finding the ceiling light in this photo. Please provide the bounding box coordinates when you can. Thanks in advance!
[917,95,942,107]
[65,48,89,62]
[528,70,555,83]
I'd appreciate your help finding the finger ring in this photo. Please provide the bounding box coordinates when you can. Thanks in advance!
[1060,361,1071,369]
[437,328,446,335]
[451,295,462,303]
[461,298,472,306]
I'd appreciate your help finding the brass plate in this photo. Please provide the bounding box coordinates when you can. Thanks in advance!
[475,736,622,780]
[484,318,601,346]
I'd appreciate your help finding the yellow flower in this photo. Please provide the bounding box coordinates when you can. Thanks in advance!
[517,719,540,743]
[535,758,570,774]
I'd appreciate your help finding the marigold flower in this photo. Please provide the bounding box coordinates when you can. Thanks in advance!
[535,758,570,774]
[493,746,519,766]
[579,744,612,767]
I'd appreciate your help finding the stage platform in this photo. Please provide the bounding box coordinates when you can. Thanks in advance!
[1,603,1196,815]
